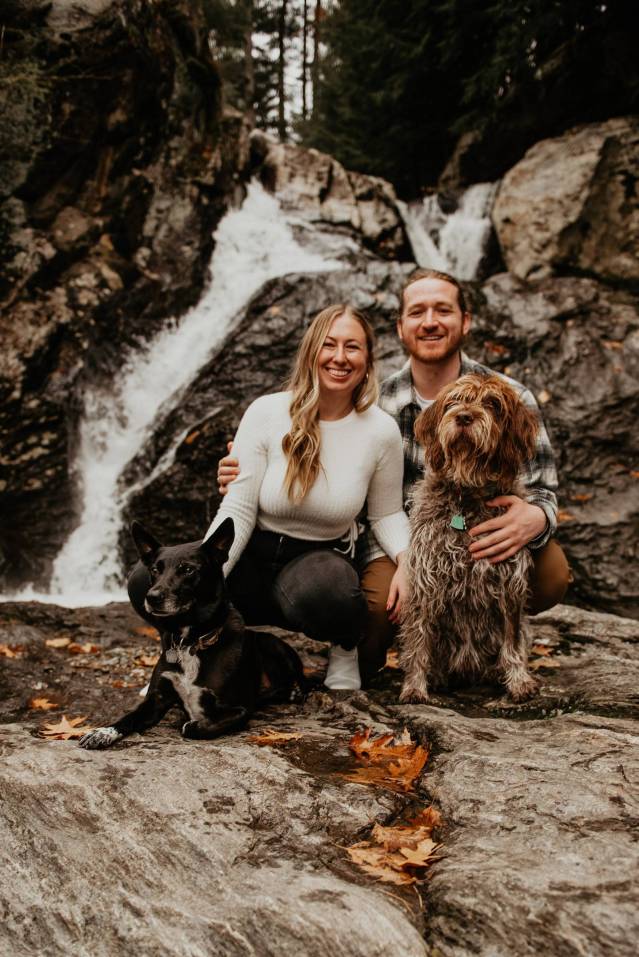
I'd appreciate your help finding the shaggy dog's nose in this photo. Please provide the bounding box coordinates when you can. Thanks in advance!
[456,412,473,426]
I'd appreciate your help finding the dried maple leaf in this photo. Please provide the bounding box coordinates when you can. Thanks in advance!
[384,649,400,669]
[346,806,442,884]
[45,636,71,649]
[67,642,101,655]
[530,657,561,671]
[530,643,553,657]
[136,654,159,668]
[0,643,23,658]
[247,728,304,746]
[134,626,159,639]
[344,728,429,793]
[39,715,95,740]
[569,493,593,503]
[28,697,59,711]
[557,510,576,524]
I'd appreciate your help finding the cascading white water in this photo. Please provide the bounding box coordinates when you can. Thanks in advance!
[400,182,499,280]
[24,181,341,606]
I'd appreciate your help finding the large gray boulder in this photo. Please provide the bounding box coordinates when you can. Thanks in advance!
[492,117,639,284]
[1,600,638,956]
[251,131,411,260]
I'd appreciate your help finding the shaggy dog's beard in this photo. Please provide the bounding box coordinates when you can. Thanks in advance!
[438,410,500,487]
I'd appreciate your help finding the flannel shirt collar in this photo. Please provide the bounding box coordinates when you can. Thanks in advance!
[383,352,475,414]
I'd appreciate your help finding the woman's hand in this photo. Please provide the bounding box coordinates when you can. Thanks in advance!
[217,441,240,495]
[386,553,408,624]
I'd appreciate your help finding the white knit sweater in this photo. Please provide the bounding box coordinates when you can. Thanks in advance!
[205,391,410,574]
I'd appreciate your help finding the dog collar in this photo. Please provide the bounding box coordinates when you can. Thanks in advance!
[165,625,224,662]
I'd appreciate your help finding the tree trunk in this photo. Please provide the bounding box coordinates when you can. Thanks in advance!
[302,0,308,121]
[243,0,255,127]
[277,0,287,141]
[311,0,322,116]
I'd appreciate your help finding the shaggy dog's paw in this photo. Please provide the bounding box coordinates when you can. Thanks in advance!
[507,676,539,703]
[78,727,123,750]
[399,684,430,705]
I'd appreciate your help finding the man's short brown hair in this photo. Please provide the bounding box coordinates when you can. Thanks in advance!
[398,268,469,317]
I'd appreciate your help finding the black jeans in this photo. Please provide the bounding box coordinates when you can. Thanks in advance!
[127,530,368,650]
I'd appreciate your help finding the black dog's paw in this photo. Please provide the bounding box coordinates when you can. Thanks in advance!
[78,726,123,750]
[289,683,307,704]
[181,720,200,739]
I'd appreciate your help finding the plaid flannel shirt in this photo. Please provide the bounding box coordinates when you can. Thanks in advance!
[358,353,559,568]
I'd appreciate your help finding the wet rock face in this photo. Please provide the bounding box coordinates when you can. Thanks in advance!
[492,116,639,284]
[251,131,412,261]
[1,599,638,956]
[468,273,639,617]
[0,0,247,587]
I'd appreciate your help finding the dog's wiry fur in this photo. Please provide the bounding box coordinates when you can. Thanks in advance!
[399,373,541,704]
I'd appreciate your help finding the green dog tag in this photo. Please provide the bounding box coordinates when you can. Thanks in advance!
[450,514,467,531]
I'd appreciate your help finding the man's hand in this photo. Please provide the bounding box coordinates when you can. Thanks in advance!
[217,441,240,496]
[468,497,547,564]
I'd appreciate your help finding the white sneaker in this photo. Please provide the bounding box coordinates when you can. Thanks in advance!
[324,645,361,691]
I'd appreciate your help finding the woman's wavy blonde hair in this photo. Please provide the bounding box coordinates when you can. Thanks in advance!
[282,304,378,502]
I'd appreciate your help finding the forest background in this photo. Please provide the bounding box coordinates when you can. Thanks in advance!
[205,0,638,195]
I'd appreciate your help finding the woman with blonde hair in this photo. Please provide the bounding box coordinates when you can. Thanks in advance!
[180,304,408,689]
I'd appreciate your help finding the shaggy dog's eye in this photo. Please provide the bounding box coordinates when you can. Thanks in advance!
[483,396,502,415]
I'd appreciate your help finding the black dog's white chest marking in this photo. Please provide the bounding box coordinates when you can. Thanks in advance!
[163,649,204,720]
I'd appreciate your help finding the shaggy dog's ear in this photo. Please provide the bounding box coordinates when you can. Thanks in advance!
[494,392,539,486]
[131,521,162,565]
[201,517,235,565]
[414,400,446,472]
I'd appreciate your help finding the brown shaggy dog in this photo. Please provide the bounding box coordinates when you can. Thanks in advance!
[399,373,541,704]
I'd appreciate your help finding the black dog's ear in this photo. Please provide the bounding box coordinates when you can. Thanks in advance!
[201,517,235,565]
[131,521,163,566]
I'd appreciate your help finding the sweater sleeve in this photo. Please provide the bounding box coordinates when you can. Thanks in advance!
[203,397,270,575]
[366,417,411,562]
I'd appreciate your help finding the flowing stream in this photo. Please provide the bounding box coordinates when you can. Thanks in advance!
[400,182,499,279]
[6,178,498,606]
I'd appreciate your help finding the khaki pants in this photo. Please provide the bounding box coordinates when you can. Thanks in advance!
[358,539,572,685]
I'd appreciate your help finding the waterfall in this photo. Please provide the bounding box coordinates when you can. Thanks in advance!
[400,182,499,280]
[17,182,340,606]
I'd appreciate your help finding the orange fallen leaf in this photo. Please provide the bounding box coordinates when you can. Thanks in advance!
[384,650,400,670]
[343,728,429,793]
[631,471,639,480]
[557,510,576,524]
[136,654,159,668]
[39,715,95,740]
[485,340,509,355]
[111,678,146,689]
[134,626,159,640]
[67,642,101,655]
[346,806,442,884]
[184,429,201,445]
[602,339,623,351]
[0,643,23,658]
[45,636,71,649]
[530,644,553,657]
[530,657,561,671]
[569,493,593,503]
[247,728,304,746]
[28,697,59,711]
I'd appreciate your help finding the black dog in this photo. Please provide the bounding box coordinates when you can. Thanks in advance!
[79,518,305,749]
